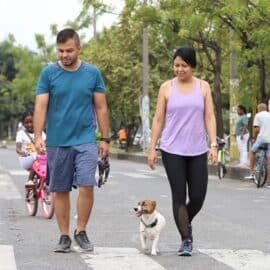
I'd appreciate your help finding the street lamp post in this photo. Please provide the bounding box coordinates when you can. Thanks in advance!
[141,0,150,152]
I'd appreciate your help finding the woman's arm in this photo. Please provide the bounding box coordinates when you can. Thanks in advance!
[203,80,217,163]
[16,142,24,156]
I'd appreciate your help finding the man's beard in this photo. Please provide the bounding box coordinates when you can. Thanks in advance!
[61,58,77,67]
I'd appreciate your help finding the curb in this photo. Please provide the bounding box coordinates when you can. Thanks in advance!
[109,152,250,181]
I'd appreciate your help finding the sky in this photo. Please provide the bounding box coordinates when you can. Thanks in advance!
[0,0,123,51]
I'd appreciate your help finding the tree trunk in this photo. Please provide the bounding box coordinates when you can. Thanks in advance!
[258,57,266,101]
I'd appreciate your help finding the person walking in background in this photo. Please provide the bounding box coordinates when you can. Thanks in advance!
[245,103,270,187]
[235,105,249,167]
[148,47,217,256]
[34,28,110,253]
[118,126,127,149]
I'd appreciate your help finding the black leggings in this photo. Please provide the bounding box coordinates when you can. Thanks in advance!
[161,150,208,240]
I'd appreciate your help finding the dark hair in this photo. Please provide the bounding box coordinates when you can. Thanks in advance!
[173,47,196,68]
[237,105,247,114]
[22,111,33,122]
[56,28,80,46]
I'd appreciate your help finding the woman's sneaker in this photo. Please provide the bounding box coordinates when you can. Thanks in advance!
[188,224,193,243]
[54,235,71,253]
[178,238,193,256]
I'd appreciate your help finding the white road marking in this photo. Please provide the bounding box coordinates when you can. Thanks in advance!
[8,170,28,176]
[76,247,166,270]
[121,172,155,179]
[0,174,21,200]
[199,249,270,270]
[0,245,17,270]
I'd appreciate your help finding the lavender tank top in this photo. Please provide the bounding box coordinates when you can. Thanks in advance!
[160,77,208,156]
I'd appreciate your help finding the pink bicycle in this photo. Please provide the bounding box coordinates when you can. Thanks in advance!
[25,155,54,219]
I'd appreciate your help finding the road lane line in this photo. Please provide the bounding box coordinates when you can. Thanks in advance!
[0,174,21,200]
[199,249,270,270]
[9,170,28,176]
[75,247,166,270]
[0,245,17,270]
[121,172,155,179]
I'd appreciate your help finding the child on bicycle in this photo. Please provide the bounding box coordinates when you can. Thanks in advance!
[16,111,46,187]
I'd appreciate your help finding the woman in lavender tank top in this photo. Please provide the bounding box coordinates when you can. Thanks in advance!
[148,47,217,256]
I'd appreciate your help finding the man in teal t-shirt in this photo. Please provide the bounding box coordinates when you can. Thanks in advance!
[34,28,110,253]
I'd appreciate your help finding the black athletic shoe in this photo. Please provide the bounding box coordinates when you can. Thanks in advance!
[74,230,94,251]
[54,235,71,253]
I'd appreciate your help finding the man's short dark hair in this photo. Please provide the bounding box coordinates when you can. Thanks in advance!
[56,28,80,46]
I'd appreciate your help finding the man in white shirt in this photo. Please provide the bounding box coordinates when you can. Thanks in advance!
[245,103,270,187]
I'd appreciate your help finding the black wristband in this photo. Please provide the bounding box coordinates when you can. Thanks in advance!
[100,137,111,143]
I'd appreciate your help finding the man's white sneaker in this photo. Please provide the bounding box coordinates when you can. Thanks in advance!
[244,173,255,180]
[265,182,270,188]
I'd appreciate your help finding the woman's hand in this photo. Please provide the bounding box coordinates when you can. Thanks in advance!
[208,147,218,164]
[148,147,157,170]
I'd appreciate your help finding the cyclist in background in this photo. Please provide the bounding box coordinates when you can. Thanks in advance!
[245,103,270,187]
[16,111,46,187]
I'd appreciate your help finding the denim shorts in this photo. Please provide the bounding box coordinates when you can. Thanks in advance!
[47,143,98,192]
[251,139,270,157]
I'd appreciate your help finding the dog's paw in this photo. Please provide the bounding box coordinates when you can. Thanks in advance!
[151,250,157,256]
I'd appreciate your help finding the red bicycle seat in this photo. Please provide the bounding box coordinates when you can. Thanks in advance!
[32,155,47,177]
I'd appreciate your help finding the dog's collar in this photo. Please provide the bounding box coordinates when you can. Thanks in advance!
[140,218,158,228]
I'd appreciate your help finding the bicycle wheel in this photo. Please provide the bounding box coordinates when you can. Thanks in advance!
[40,184,55,219]
[217,163,224,180]
[25,187,38,216]
[254,162,267,188]
[254,153,267,188]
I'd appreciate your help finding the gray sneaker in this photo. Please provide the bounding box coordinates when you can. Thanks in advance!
[74,230,94,251]
[54,235,71,253]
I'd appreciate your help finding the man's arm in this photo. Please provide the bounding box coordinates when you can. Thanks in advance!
[93,92,110,157]
[34,93,49,154]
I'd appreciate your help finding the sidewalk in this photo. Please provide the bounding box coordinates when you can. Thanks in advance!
[109,148,250,181]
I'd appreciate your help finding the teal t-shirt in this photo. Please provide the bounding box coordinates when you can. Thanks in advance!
[235,115,248,136]
[36,61,106,147]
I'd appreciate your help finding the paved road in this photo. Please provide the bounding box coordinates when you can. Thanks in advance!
[0,146,270,270]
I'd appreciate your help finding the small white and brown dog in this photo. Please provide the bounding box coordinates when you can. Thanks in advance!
[134,200,166,256]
